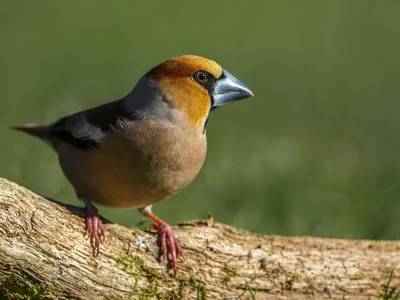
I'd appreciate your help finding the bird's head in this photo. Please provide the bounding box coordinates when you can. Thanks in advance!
[128,55,254,131]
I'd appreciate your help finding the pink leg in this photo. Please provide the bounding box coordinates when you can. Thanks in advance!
[81,196,105,256]
[142,207,184,271]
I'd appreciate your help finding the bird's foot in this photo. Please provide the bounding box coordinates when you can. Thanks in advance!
[141,207,184,272]
[85,203,105,256]
[153,222,184,271]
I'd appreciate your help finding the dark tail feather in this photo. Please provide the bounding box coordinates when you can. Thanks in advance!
[11,124,48,139]
[11,123,59,150]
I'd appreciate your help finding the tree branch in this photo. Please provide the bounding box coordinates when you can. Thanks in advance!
[0,178,399,299]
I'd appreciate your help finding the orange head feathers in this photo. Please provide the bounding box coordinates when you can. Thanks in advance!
[145,55,253,130]
[150,55,223,79]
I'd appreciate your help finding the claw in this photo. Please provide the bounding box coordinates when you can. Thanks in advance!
[84,203,104,257]
[153,222,183,271]
[143,208,184,272]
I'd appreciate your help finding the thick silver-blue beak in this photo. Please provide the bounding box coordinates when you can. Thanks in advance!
[212,69,254,107]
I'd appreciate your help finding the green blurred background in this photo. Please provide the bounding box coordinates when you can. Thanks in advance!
[1,1,400,240]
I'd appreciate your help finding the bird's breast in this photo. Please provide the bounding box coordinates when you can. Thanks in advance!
[59,118,207,208]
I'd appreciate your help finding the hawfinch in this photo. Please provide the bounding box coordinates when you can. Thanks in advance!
[13,55,254,270]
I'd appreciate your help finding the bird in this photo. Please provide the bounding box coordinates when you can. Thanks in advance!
[12,54,254,270]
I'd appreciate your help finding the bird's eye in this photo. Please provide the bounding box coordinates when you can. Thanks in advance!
[193,70,208,84]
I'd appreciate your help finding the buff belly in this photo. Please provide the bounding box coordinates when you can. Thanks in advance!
[57,120,207,209]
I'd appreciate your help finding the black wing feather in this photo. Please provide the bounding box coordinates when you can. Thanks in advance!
[48,98,130,150]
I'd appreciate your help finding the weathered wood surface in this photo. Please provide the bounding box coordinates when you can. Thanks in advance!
[0,177,399,299]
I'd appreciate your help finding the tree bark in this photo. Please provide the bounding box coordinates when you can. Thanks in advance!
[0,177,399,299]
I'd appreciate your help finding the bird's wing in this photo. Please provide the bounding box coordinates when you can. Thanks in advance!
[47,98,129,150]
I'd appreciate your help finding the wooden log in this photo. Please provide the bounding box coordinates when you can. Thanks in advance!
[0,177,399,299]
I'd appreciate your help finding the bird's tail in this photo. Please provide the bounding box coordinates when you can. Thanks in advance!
[11,124,57,150]
[11,123,47,138]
